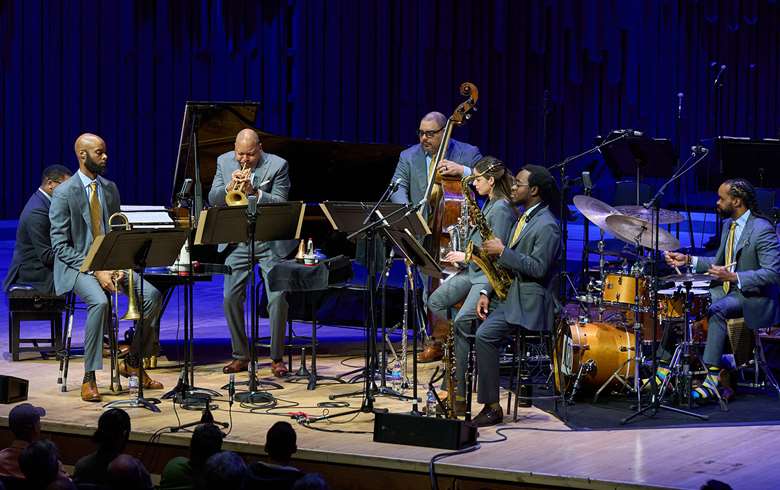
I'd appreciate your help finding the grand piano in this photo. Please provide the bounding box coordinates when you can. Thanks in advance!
[170,101,408,326]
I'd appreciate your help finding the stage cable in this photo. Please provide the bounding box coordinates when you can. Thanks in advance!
[429,443,481,490]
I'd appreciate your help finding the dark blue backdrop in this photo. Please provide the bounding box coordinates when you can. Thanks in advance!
[1,0,779,219]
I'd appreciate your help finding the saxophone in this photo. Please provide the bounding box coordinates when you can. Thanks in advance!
[460,175,513,301]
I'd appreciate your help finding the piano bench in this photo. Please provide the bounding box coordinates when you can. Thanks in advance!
[7,285,67,362]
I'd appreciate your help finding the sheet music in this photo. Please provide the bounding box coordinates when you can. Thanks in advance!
[120,205,175,228]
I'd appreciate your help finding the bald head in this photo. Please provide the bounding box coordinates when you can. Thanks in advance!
[234,129,262,169]
[74,133,108,178]
[421,112,447,128]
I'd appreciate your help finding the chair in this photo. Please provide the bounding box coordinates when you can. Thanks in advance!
[727,318,780,397]
[505,328,559,421]
[6,285,66,361]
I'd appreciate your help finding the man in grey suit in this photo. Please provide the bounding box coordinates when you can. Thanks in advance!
[475,165,562,426]
[4,165,72,294]
[666,178,780,401]
[209,129,297,376]
[49,133,163,402]
[389,111,482,362]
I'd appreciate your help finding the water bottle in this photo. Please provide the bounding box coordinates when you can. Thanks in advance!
[390,360,402,392]
[128,375,139,402]
[426,388,437,417]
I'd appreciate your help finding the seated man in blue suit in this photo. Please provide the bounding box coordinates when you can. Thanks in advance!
[665,178,780,402]
[209,129,298,377]
[389,111,482,362]
[50,133,164,402]
[3,165,72,294]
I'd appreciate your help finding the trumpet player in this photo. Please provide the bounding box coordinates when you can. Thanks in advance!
[426,157,517,415]
[49,133,164,403]
[208,129,297,377]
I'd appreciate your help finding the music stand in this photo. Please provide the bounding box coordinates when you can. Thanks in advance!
[82,228,187,413]
[318,201,430,410]
[196,201,305,403]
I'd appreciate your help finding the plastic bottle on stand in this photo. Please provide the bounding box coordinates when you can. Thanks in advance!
[128,375,139,402]
[426,388,437,417]
[390,360,402,392]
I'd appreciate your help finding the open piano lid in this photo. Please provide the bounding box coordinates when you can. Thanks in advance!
[171,101,405,214]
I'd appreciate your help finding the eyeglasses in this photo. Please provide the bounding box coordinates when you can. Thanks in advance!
[416,127,444,139]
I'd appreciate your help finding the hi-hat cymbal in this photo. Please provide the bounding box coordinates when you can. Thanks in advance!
[660,272,714,283]
[604,214,681,251]
[615,205,685,225]
[573,195,621,231]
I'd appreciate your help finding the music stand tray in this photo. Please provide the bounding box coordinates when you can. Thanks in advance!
[82,229,187,413]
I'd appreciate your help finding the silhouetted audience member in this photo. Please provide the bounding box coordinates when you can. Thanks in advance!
[247,422,302,489]
[701,480,733,490]
[292,473,329,490]
[107,454,153,490]
[201,452,247,489]
[72,408,131,486]
[46,477,77,490]
[0,403,68,481]
[19,439,60,488]
[159,423,224,490]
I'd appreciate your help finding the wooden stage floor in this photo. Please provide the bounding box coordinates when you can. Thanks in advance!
[0,351,776,490]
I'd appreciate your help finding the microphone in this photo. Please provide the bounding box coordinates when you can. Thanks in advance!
[691,145,709,154]
[247,194,258,216]
[616,129,643,136]
[713,64,726,88]
[677,92,684,119]
[390,178,402,193]
[228,374,235,405]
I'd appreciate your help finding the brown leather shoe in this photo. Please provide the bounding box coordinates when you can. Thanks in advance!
[117,360,164,390]
[223,359,249,374]
[417,341,443,363]
[271,360,289,378]
[471,404,503,427]
[81,380,101,402]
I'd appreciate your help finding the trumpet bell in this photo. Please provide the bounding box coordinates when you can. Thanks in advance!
[226,189,249,206]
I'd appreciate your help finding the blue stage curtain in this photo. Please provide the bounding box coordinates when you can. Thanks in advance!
[1,0,779,218]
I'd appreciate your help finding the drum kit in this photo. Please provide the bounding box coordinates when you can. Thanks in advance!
[555,195,716,407]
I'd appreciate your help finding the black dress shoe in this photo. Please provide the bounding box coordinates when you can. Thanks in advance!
[471,405,503,427]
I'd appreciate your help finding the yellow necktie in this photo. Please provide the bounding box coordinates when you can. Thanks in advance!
[723,221,737,294]
[89,182,103,239]
[509,213,528,247]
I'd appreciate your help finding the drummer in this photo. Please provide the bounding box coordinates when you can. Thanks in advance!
[664,178,780,402]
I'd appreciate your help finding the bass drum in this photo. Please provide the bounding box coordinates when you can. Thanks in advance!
[554,321,636,394]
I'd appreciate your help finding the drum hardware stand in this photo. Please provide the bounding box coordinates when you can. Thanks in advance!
[568,359,595,404]
[621,153,710,425]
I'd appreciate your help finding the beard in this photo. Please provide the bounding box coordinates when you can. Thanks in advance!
[84,154,107,176]
[717,204,733,219]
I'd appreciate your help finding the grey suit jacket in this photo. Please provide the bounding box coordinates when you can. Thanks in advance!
[489,205,561,332]
[467,197,518,285]
[208,150,297,258]
[49,174,121,296]
[3,191,56,293]
[695,214,780,328]
[389,139,481,218]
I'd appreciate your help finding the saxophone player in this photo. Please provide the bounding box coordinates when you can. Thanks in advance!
[426,156,517,416]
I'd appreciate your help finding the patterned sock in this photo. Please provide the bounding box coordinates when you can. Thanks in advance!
[125,353,140,369]
[692,366,720,399]
[83,371,95,384]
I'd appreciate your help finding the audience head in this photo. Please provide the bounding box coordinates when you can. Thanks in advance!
[9,403,45,442]
[265,421,297,465]
[92,408,131,452]
[204,451,247,488]
[190,423,225,467]
[107,454,153,490]
[292,473,329,490]
[19,439,59,488]
[46,477,77,490]
[40,164,72,195]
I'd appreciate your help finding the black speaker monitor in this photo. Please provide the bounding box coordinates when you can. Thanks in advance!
[0,375,29,404]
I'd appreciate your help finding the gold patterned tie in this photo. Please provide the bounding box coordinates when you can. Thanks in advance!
[509,213,529,247]
[89,182,103,239]
[723,220,737,294]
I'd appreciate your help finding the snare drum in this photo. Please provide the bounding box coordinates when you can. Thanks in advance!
[657,288,710,321]
[602,273,649,310]
[554,321,636,394]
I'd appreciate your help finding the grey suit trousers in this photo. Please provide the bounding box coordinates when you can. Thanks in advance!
[475,303,519,405]
[427,272,485,397]
[224,242,287,361]
[73,272,161,372]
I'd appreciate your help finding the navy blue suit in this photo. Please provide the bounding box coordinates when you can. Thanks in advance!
[3,190,56,293]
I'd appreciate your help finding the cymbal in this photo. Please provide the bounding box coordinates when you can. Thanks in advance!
[573,195,621,230]
[615,205,685,225]
[660,272,714,283]
[604,214,681,251]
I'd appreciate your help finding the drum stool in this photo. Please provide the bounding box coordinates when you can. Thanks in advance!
[7,285,66,361]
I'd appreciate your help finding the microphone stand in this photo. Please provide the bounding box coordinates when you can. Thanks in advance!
[621,148,711,425]
[548,131,632,301]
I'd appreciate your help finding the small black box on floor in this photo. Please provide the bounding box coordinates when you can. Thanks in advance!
[0,375,29,404]
[373,410,477,450]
